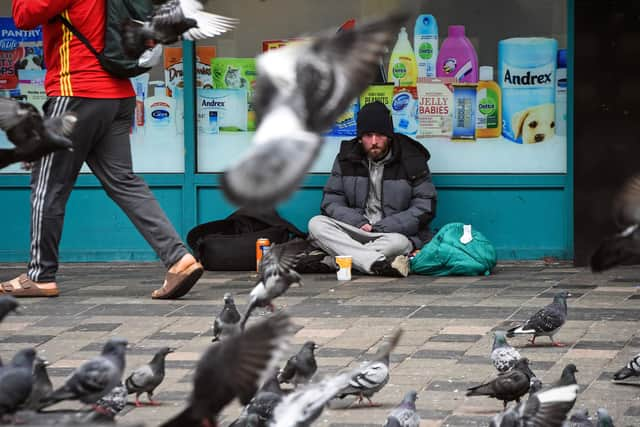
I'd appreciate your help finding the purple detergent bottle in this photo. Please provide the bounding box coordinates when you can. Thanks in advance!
[436,25,478,83]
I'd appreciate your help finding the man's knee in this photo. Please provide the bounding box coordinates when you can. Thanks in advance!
[387,234,413,255]
[307,215,332,238]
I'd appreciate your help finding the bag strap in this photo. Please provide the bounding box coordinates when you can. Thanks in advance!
[57,15,102,60]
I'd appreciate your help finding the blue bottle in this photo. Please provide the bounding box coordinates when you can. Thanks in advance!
[414,14,438,78]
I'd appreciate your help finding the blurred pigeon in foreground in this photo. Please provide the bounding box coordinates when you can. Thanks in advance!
[555,363,579,387]
[591,174,640,272]
[229,370,283,427]
[240,240,308,329]
[125,346,173,406]
[121,0,237,59]
[490,384,579,427]
[491,330,521,373]
[271,329,402,427]
[507,291,571,346]
[278,341,318,387]
[94,381,128,417]
[0,348,36,421]
[613,353,640,381]
[565,408,594,427]
[466,358,536,410]
[0,295,19,323]
[23,356,52,410]
[383,390,420,427]
[596,408,614,427]
[212,293,242,342]
[160,311,292,427]
[0,97,76,170]
[221,12,408,208]
[335,329,402,406]
[40,338,128,407]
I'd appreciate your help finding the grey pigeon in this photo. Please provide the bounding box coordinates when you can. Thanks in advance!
[0,348,36,420]
[490,384,579,427]
[492,331,521,373]
[0,97,76,169]
[125,346,173,406]
[229,370,283,427]
[40,337,128,407]
[591,174,640,272]
[23,356,53,410]
[240,240,309,329]
[529,377,543,395]
[466,358,537,409]
[335,329,402,406]
[596,408,614,427]
[383,390,420,427]
[121,0,236,59]
[271,329,402,427]
[507,291,571,346]
[613,352,640,380]
[94,381,128,417]
[0,295,19,323]
[160,311,292,427]
[565,408,594,427]
[278,341,318,387]
[221,12,408,208]
[555,363,579,387]
[212,293,242,342]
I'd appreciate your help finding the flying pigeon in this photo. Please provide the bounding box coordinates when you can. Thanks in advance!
[566,408,595,427]
[555,363,579,387]
[490,384,579,427]
[121,0,237,59]
[94,381,128,417]
[613,353,640,380]
[125,346,174,406]
[160,311,292,427]
[507,291,571,346]
[212,293,242,342]
[0,97,76,170]
[271,329,402,427]
[40,337,128,407]
[595,408,615,427]
[278,341,318,387]
[466,358,537,410]
[383,390,420,427]
[240,239,308,329]
[491,330,521,373]
[0,348,37,420]
[221,12,408,208]
[229,370,283,427]
[335,329,402,406]
[591,174,640,272]
[22,356,53,410]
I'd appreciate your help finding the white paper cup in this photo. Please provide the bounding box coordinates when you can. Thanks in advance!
[335,255,352,280]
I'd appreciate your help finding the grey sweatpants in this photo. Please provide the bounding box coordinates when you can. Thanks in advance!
[307,215,413,274]
[28,96,188,282]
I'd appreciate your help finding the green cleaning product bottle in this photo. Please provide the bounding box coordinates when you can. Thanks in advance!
[388,27,418,86]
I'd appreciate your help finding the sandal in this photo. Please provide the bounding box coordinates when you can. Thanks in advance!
[151,262,204,299]
[0,273,59,297]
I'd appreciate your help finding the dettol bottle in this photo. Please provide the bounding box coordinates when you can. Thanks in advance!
[476,66,501,138]
[388,27,418,86]
[414,14,438,78]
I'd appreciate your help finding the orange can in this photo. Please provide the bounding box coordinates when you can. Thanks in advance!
[256,238,271,272]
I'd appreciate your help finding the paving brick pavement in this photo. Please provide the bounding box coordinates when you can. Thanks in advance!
[0,261,639,426]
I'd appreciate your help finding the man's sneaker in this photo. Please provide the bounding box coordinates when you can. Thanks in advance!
[295,249,338,274]
[370,255,410,278]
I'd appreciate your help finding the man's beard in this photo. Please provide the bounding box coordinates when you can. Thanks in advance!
[367,146,388,161]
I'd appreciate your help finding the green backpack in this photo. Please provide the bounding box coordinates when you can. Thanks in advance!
[410,222,497,276]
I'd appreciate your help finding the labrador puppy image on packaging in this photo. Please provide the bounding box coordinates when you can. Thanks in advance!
[512,103,555,144]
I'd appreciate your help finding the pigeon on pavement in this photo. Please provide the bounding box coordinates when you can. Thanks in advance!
[212,293,242,342]
[23,356,53,410]
[121,0,237,59]
[40,337,128,407]
[596,408,614,427]
[240,240,308,329]
[278,341,318,387]
[613,353,640,380]
[0,295,19,323]
[591,174,640,272]
[383,390,420,427]
[94,381,128,417]
[491,330,521,373]
[0,97,76,169]
[229,370,283,427]
[529,377,543,395]
[565,408,594,427]
[466,358,537,410]
[0,348,37,420]
[335,329,402,406]
[221,12,408,208]
[125,346,173,406]
[507,291,571,346]
[160,311,292,427]
[555,363,579,387]
[490,384,579,427]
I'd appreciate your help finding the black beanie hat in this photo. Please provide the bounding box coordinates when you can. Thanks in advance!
[357,101,394,139]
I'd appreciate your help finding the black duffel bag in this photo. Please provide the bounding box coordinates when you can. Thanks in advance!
[187,208,307,271]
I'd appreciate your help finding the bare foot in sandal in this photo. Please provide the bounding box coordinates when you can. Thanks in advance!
[0,274,59,297]
[151,254,203,300]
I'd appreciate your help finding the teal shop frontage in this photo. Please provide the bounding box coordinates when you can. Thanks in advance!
[0,1,573,262]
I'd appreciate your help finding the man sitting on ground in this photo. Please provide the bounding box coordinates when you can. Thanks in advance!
[304,101,437,277]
